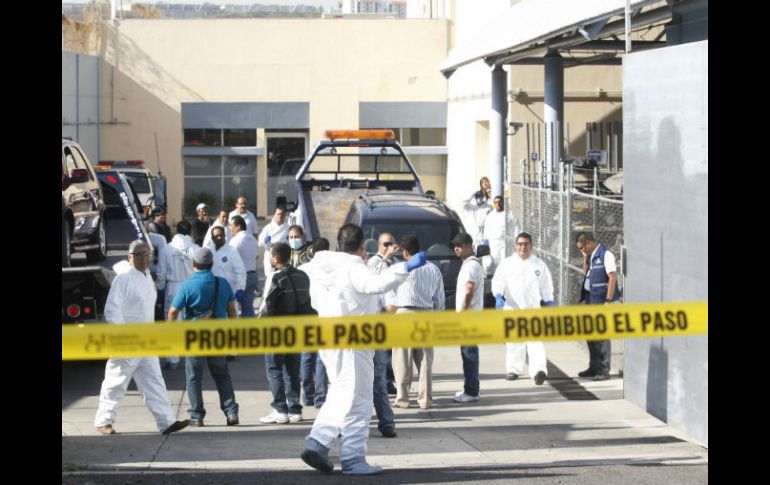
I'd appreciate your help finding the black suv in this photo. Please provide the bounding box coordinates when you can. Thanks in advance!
[344,192,482,309]
[62,138,107,267]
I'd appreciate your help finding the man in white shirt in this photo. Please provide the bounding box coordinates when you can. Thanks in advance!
[203,208,231,249]
[492,232,555,385]
[228,196,259,237]
[391,234,445,410]
[299,224,427,475]
[229,215,260,317]
[451,233,485,403]
[93,240,189,436]
[258,206,289,279]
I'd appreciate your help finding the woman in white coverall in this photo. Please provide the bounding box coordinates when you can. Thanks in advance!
[491,232,554,385]
[93,240,189,435]
[299,224,426,475]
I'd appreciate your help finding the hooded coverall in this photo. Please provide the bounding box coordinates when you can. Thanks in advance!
[94,265,178,432]
[491,253,554,378]
[303,251,409,462]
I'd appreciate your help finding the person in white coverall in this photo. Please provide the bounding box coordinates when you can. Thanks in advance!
[491,232,554,385]
[258,206,289,280]
[93,240,189,436]
[299,223,427,476]
[484,196,517,275]
[156,221,199,368]
[208,225,247,308]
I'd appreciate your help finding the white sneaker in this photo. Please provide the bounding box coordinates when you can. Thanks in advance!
[289,413,302,423]
[453,391,480,403]
[259,410,289,424]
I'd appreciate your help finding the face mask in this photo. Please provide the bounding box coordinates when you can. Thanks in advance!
[289,239,302,250]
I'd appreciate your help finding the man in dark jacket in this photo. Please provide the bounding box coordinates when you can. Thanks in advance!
[147,208,172,242]
[191,203,211,247]
[259,242,316,425]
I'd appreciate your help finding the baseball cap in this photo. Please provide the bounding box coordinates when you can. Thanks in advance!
[196,203,208,212]
[193,247,213,265]
[450,233,474,247]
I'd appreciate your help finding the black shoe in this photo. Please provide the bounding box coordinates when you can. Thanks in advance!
[380,426,397,438]
[189,418,204,427]
[505,373,519,381]
[578,368,597,378]
[534,371,547,385]
[162,420,190,435]
[593,373,610,381]
[226,414,239,426]
[387,383,397,395]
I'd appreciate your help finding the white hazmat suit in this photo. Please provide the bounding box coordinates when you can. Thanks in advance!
[302,250,410,464]
[94,263,179,432]
[491,252,554,378]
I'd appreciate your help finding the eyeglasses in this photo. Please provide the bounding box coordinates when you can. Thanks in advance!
[131,251,153,257]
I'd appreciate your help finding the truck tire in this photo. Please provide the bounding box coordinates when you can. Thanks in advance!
[86,218,107,263]
[62,219,72,268]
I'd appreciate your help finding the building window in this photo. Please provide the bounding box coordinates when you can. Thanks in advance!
[390,127,446,146]
[183,156,257,216]
[224,129,257,146]
[183,129,222,146]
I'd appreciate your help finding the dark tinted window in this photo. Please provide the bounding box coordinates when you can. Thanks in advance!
[184,129,221,146]
[361,220,461,258]
[224,129,256,146]
[122,173,151,193]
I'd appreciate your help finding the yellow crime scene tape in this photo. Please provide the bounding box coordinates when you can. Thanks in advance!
[62,301,707,360]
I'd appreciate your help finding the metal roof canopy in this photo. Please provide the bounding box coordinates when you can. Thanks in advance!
[439,0,672,76]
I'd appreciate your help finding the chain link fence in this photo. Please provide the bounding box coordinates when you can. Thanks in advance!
[504,161,623,306]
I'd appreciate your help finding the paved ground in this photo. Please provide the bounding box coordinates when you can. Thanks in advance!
[62,338,707,483]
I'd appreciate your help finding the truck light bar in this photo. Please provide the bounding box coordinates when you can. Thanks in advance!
[97,160,144,167]
[325,130,395,140]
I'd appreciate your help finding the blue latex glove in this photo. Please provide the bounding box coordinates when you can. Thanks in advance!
[405,251,427,271]
[495,293,506,309]
[264,234,272,245]
[235,289,245,302]
[544,300,554,307]
[482,239,489,246]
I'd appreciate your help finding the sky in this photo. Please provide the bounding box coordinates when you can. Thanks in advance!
[63,0,341,6]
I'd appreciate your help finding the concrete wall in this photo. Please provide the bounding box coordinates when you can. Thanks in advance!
[622,40,708,446]
[62,52,100,162]
[94,18,447,222]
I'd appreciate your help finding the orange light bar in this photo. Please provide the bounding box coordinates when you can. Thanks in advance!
[325,130,395,140]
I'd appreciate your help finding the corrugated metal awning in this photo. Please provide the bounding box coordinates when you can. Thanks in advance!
[439,0,663,75]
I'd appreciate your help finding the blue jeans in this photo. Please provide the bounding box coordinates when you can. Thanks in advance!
[373,349,395,431]
[265,353,302,414]
[313,353,328,408]
[185,356,238,420]
[460,345,480,397]
[300,352,316,406]
[240,271,259,318]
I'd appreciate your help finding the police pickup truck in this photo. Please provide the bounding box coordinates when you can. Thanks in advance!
[62,169,154,324]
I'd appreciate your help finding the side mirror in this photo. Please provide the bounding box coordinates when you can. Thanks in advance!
[68,168,90,184]
[475,244,490,257]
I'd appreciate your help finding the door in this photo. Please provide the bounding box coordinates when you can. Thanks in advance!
[266,132,307,211]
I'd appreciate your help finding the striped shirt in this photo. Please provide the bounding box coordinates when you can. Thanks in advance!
[395,260,445,310]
